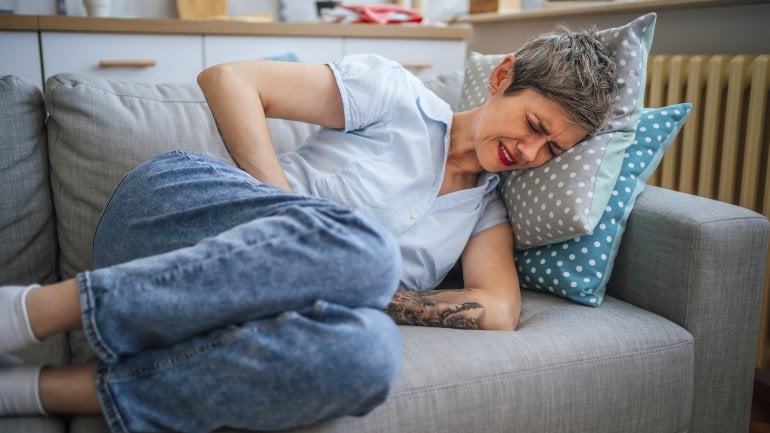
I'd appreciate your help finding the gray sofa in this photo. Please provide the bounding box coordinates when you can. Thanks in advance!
[0,71,767,433]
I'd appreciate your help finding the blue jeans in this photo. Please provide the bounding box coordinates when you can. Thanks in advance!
[77,151,402,433]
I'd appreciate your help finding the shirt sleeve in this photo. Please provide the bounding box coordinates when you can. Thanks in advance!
[327,54,409,132]
[472,189,509,237]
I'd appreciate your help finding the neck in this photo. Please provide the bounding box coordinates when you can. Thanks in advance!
[448,110,483,175]
[441,110,484,195]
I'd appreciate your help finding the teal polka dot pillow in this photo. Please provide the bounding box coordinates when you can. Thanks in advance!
[459,13,657,249]
[517,103,691,306]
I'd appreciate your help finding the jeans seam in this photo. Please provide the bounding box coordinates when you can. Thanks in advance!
[178,150,283,196]
[94,362,131,433]
[77,272,120,363]
[142,224,318,289]
[103,312,299,381]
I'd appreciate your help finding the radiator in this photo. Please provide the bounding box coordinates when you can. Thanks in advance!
[643,54,770,368]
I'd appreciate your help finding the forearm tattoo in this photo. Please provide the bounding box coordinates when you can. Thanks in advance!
[385,289,485,330]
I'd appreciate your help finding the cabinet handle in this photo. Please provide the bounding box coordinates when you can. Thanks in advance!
[98,59,157,68]
[401,63,432,70]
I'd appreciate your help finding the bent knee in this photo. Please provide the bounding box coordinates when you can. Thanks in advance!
[321,307,402,416]
[307,205,402,308]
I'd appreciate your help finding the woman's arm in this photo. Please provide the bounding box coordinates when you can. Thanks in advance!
[385,223,521,331]
[197,60,345,191]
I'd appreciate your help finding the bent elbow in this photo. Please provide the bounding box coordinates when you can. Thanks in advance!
[481,300,520,331]
[197,63,228,93]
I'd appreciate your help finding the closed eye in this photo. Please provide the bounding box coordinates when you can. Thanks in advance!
[527,117,558,157]
[527,116,564,158]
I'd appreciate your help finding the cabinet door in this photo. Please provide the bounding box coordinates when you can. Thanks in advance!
[204,35,344,67]
[0,31,43,89]
[41,32,203,83]
[344,38,466,78]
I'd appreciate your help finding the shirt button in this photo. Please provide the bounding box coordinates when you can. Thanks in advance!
[409,212,417,220]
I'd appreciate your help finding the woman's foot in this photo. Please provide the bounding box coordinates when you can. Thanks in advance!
[0,354,46,416]
[0,285,41,354]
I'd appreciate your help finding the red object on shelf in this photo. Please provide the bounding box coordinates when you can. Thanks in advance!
[339,4,423,24]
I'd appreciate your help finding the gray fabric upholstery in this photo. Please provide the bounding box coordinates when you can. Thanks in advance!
[44,74,230,281]
[0,75,67,433]
[608,185,770,433]
[0,417,66,433]
[0,76,58,286]
[284,291,692,433]
[70,291,693,433]
[284,292,693,433]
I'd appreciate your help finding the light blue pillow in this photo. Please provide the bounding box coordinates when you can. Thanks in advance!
[516,103,691,306]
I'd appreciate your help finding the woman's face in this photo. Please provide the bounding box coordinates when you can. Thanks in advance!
[475,88,588,173]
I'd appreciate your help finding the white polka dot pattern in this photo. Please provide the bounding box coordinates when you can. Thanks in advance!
[517,103,691,306]
[457,13,658,249]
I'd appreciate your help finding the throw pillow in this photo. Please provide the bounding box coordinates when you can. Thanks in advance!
[459,13,657,249]
[516,103,691,306]
[0,76,58,286]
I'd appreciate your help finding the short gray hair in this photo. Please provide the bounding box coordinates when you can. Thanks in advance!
[505,25,617,136]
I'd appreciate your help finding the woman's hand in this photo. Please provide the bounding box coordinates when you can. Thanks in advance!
[197,60,345,191]
[386,223,521,331]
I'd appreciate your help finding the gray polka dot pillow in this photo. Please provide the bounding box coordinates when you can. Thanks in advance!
[459,13,657,249]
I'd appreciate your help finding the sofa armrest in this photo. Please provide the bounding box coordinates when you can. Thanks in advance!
[608,185,769,433]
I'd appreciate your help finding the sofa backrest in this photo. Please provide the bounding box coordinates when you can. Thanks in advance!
[0,75,59,285]
[45,74,238,279]
[43,71,462,280]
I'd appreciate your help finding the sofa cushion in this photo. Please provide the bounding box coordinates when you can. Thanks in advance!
[0,75,68,433]
[65,291,694,433]
[0,76,58,286]
[287,291,693,433]
[517,103,691,306]
[458,13,657,249]
[45,74,230,280]
[43,70,462,281]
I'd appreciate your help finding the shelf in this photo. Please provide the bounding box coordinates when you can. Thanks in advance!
[0,15,470,40]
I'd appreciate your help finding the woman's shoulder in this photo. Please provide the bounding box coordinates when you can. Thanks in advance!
[331,53,404,74]
[330,53,426,96]
[328,53,431,130]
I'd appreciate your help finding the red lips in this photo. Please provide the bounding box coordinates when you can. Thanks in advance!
[498,142,516,167]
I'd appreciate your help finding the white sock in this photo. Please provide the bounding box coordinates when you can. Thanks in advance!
[0,284,41,354]
[0,354,47,416]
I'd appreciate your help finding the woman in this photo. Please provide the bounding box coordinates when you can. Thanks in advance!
[0,26,615,432]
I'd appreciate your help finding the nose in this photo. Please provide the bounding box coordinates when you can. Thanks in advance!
[516,135,548,163]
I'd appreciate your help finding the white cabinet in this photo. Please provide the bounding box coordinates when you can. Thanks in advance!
[3,17,468,85]
[344,37,466,78]
[0,31,43,89]
[41,32,203,83]
[204,35,344,66]
[204,34,466,79]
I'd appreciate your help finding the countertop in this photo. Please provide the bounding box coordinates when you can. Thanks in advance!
[0,15,470,40]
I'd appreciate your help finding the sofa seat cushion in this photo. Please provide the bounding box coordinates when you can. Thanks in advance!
[67,291,695,433]
[0,417,66,433]
[288,291,694,433]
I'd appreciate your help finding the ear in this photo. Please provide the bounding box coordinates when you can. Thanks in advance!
[487,54,516,94]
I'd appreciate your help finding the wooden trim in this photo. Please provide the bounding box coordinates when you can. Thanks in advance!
[22,15,469,40]
[98,59,157,68]
[459,0,770,23]
[0,14,38,31]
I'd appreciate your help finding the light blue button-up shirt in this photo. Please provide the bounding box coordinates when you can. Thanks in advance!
[280,54,507,291]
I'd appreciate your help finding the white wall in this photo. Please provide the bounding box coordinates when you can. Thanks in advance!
[468,2,770,55]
